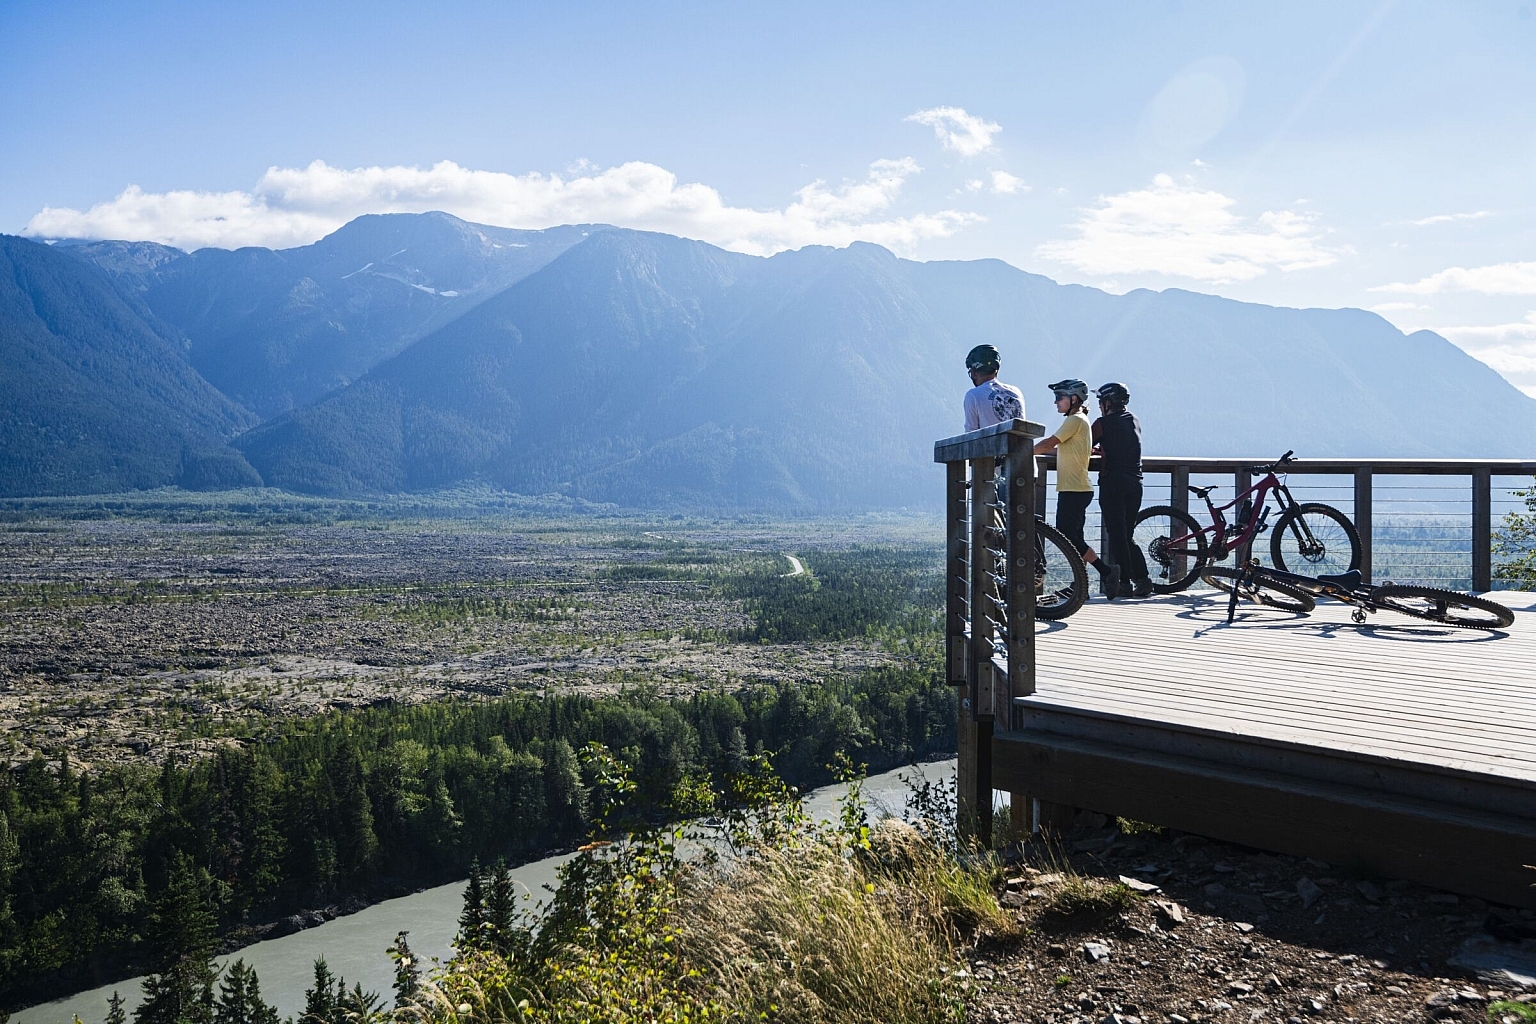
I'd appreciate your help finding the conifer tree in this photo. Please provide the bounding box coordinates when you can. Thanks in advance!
[456,859,485,951]
[299,958,337,1024]
[484,859,516,957]
[214,960,279,1024]
[542,739,588,838]
[386,932,419,1008]
[133,854,218,1024]
[338,983,382,1022]
[105,993,127,1024]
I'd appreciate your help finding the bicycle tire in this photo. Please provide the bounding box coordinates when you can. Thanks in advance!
[1033,520,1089,621]
[1201,566,1317,613]
[1133,505,1208,593]
[1371,585,1514,630]
[1270,502,1361,575]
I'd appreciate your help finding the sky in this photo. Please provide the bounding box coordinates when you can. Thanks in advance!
[3,1,1536,396]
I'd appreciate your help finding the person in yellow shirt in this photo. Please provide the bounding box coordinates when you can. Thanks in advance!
[1033,379,1119,599]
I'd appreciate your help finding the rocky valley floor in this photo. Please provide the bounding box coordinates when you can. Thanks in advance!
[0,495,936,767]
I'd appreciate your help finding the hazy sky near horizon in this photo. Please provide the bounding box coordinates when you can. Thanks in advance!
[4,1,1536,395]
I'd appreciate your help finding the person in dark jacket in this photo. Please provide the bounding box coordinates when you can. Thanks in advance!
[1092,382,1154,598]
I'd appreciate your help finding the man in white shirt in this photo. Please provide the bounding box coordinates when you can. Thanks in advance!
[963,344,1025,431]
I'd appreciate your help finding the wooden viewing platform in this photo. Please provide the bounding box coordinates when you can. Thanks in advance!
[937,420,1536,909]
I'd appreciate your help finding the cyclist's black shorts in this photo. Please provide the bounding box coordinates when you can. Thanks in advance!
[1056,490,1093,556]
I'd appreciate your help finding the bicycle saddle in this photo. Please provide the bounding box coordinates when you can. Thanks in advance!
[1317,569,1362,590]
[1188,485,1217,499]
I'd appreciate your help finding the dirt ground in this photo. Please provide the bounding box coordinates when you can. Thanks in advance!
[967,815,1534,1024]
[0,511,928,768]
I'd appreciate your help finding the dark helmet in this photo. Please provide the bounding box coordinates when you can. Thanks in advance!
[1095,382,1131,405]
[1047,378,1089,401]
[965,344,1001,374]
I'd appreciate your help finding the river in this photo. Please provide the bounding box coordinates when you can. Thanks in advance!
[16,760,954,1024]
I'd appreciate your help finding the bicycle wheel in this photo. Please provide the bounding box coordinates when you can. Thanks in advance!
[1270,503,1361,576]
[1201,567,1316,613]
[1371,585,1514,630]
[1033,521,1089,621]
[1133,505,1208,593]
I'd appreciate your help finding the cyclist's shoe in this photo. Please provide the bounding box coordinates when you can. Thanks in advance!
[1099,563,1122,600]
[1118,580,1134,599]
[1132,577,1155,599]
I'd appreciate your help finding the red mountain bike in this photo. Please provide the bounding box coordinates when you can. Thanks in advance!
[1132,451,1362,593]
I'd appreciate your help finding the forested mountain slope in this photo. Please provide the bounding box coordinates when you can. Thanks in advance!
[237,228,1536,509]
[0,235,259,495]
[61,214,596,416]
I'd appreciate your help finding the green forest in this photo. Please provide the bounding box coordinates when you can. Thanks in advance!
[0,546,953,1010]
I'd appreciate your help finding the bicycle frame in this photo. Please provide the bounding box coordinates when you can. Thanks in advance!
[1241,561,1371,606]
[1224,559,1378,624]
[1187,471,1294,560]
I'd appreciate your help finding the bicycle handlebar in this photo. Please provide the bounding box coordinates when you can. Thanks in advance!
[1248,450,1296,474]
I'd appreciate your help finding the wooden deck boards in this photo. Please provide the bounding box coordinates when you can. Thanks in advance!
[1026,589,1536,781]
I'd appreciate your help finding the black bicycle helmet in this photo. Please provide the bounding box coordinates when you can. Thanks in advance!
[965,344,1001,374]
[1047,378,1089,401]
[1095,381,1130,405]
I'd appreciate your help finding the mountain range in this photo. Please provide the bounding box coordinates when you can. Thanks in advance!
[4,212,1533,507]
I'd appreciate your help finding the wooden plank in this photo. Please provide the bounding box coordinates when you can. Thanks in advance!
[969,458,997,720]
[1474,466,1493,591]
[1355,467,1373,585]
[991,729,1536,909]
[1032,627,1536,745]
[956,691,978,837]
[1171,465,1190,581]
[1036,455,1536,476]
[1026,681,1536,775]
[1009,703,1536,819]
[946,460,969,685]
[935,419,1046,463]
[1004,447,1037,712]
[1036,605,1536,704]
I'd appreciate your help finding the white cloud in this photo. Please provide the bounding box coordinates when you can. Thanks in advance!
[1426,312,1536,396]
[1369,301,1430,313]
[1035,173,1336,283]
[1373,261,1536,296]
[23,157,981,256]
[1430,312,1536,344]
[904,106,1001,157]
[989,170,1028,194]
[1394,210,1490,227]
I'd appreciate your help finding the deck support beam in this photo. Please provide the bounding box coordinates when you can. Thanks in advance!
[994,727,1536,909]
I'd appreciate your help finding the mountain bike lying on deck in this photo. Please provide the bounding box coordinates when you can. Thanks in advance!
[1203,559,1515,630]
[1133,451,1362,593]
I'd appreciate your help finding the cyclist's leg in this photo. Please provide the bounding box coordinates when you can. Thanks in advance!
[1059,490,1114,596]
[1101,473,1149,593]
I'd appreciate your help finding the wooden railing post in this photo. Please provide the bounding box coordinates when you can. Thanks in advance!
[1004,445,1037,708]
[1171,464,1190,581]
[1354,468,1373,584]
[962,456,996,845]
[1473,467,1492,591]
[968,457,997,723]
[945,461,969,684]
[1235,468,1253,563]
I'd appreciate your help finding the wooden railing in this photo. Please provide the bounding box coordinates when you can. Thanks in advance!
[1037,455,1536,591]
[934,419,1044,843]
